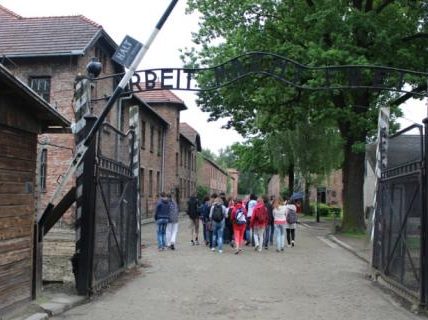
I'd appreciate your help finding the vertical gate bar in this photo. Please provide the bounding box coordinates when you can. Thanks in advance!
[76,116,97,295]
[421,118,428,306]
[129,105,141,261]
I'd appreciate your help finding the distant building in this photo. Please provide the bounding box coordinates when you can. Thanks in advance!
[268,171,343,207]
[179,123,202,208]
[227,168,239,198]
[198,156,228,196]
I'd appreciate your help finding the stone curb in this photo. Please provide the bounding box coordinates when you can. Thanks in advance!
[14,294,87,320]
[327,234,369,264]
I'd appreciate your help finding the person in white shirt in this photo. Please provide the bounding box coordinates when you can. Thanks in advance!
[245,194,257,246]
[272,197,287,252]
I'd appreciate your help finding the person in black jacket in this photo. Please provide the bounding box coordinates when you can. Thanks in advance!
[187,193,200,245]
[155,192,170,251]
[263,195,274,249]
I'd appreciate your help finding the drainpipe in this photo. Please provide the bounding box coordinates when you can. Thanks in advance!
[161,127,166,192]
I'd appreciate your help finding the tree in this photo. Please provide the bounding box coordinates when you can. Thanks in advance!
[185,0,427,232]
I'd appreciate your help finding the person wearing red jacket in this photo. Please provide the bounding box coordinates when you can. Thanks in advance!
[250,197,269,252]
[231,199,247,254]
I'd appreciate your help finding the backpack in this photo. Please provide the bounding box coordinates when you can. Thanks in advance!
[286,206,297,224]
[212,204,224,222]
[254,206,268,225]
[235,208,246,225]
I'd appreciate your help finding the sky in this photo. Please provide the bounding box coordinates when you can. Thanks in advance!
[1,0,426,146]
[0,0,244,154]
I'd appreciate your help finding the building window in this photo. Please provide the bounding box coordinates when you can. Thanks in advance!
[149,170,153,197]
[157,128,162,156]
[180,147,183,167]
[29,77,51,102]
[156,171,161,194]
[141,121,146,149]
[140,168,145,195]
[150,125,154,153]
[95,46,107,71]
[176,153,179,176]
[40,149,48,192]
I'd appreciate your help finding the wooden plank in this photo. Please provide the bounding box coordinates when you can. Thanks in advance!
[0,227,33,241]
[0,169,33,183]
[0,156,36,172]
[0,280,31,311]
[0,194,34,206]
[0,182,27,194]
[0,144,36,162]
[0,215,33,230]
[0,126,36,149]
[0,101,41,133]
[0,205,32,218]
[0,237,31,254]
[0,267,31,288]
[0,248,31,266]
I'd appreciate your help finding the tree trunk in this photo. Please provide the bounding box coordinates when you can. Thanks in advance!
[288,164,294,197]
[341,140,366,232]
[304,180,310,215]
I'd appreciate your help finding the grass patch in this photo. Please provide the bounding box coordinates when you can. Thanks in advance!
[338,230,367,239]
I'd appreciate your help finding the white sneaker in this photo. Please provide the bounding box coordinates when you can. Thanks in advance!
[291,240,295,247]
[219,250,223,254]
[211,247,215,252]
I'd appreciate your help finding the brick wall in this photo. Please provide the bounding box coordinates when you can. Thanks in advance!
[198,158,227,196]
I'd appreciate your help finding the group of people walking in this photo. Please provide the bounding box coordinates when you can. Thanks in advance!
[196,193,298,254]
[154,190,298,254]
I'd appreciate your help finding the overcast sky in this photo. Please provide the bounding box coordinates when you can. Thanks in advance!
[0,0,244,154]
[1,0,426,144]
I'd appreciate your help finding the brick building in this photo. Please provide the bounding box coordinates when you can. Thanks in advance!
[267,170,343,207]
[198,156,228,196]
[0,4,123,224]
[135,89,201,213]
[179,123,202,209]
[227,168,239,199]
[0,5,124,283]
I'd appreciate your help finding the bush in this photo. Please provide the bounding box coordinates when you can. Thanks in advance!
[307,203,342,217]
[329,207,342,218]
[317,204,330,217]
[196,185,210,201]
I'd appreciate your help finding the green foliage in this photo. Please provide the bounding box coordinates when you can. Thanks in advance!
[280,186,289,201]
[308,203,342,217]
[184,0,427,231]
[196,185,210,201]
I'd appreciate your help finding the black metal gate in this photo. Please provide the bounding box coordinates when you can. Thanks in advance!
[372,124,424,302]
[75,119,138,295]
[91,123,138,290]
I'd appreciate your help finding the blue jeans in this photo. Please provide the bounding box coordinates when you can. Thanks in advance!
[274,224,285,250]
[263,224,274,247]
[212,220,225,251]
[156,218,168,249]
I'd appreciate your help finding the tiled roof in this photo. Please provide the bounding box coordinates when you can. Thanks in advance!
[131,94,170,127]
[135,83,187,110]
[180,122,202,151]
[0,5,106,57]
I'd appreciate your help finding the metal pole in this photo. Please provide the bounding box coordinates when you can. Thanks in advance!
[421,118,428,306]
[42,0,179,215]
